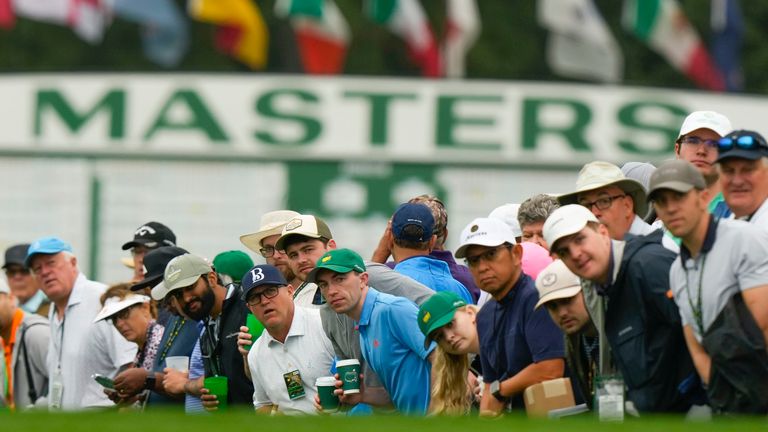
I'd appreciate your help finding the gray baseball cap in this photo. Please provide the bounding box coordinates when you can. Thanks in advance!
[647,160,706,202]
[151,254,212,301]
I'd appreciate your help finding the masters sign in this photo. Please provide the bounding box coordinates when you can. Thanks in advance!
[1,74,766,165]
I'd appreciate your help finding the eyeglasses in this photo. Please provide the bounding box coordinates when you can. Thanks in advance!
[464,244,512,268]
[718,135,768,152]
[578,194,626,211]
[5,267,30,277]
[110,305,136,324]
[679,136,719,149]
[259,246,276,258]
[246,286,282,307]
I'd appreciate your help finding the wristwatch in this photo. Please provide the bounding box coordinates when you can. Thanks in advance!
[489,380,508,402]
[144,374,157,391]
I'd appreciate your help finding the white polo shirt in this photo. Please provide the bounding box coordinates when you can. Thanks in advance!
[48,273,137,410]
[669,218,768,341]
[747,197,768,230]
[247,306,335,414]
[293,282,323,309]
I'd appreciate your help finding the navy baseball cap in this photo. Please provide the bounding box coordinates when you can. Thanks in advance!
[131,246,189,291]
[122,221,177,250]
[25,237,73,266]
[716,129,768,162]
[3,244,30,269]
[240,265,288,302]
[391,203,435,242]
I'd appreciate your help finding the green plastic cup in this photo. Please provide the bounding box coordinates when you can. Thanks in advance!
[204,376,228,411]
[245,313,265,350]
[316,376,340,412]
[336,359,361,395]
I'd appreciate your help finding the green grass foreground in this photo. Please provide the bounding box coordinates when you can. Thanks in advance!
[1,409,765,432]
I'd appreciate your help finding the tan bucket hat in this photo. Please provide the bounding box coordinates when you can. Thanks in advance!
[557,161,648,217]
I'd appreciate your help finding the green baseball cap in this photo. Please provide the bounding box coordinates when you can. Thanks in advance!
[213,250,254,283]
[418,291,467,349]
[306,248,366,283]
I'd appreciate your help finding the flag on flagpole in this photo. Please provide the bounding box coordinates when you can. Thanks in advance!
[13,0,108,44]
[443,0,480,78]
[711,0,743,91]
[623,0,725,91]
[538,0,623,83]
[275,0,350,74]
[188,0,268,70]
[0,0,14,29]
[366,0,441,77]
[109,0,189,68]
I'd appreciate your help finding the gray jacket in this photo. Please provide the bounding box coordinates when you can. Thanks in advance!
[12,312,50,408]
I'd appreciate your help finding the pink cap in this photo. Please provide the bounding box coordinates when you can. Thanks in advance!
[520,242,553,281]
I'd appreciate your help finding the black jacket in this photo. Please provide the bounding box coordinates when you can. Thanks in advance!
[201,286,253,406]
[602,230,701,412]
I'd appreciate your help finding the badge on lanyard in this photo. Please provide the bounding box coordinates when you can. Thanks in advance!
[50,369,64,410]
[283,370,306,400]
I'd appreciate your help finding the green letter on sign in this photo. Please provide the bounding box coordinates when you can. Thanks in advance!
[144,90,228,142]
[522,98,591,151]
[254,89,321,145]
[436,95,502,150]
[343,92,417,146]
[35,89,125,138]
[618,102,687,155]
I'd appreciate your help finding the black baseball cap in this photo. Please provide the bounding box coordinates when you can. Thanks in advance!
[716,129,768,162]
[130,246,189,291]
[3,244,30,269]
[122,222,177,250]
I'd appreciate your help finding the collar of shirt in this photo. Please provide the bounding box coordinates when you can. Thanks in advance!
[263,306,308,346]
[357,287,380,328]
[497,273,527,306]
[19,290,47,314]
[394,255,452,277]
[680,215,718,262]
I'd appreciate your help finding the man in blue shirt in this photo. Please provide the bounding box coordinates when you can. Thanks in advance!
[309,248,434,415]
[390,203,473,304]
[455,217,565,416]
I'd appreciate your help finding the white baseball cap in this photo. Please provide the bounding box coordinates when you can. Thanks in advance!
[240,210,300,253]
[488,203,522,238]
[455,217,517,259]
[678,111,732,138]
[543,205,599,250]
[535,260,582,309]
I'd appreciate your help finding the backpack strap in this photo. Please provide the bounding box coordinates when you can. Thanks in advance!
[17,322,48,403]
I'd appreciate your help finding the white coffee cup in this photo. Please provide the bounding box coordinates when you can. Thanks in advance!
[165,356,189,372]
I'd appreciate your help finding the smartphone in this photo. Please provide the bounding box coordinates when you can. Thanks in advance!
[92,373,115,390]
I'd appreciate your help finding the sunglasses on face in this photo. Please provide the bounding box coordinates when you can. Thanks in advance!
[718,135,767,152]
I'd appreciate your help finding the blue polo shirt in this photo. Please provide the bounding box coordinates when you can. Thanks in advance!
[357,287,434,415]
[394,256,473,304]
[477,273,565,408]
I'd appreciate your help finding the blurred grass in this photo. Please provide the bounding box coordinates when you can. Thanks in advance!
[1,409,765,432]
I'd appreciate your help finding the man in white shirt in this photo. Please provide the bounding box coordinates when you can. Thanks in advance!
[27,236,136,410]
[716,129,768,228]
[243,264,334,414]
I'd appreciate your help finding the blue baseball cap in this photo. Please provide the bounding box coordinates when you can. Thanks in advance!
[240,264,288,302]
[25,236,73,266]
[391,203,434,242]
